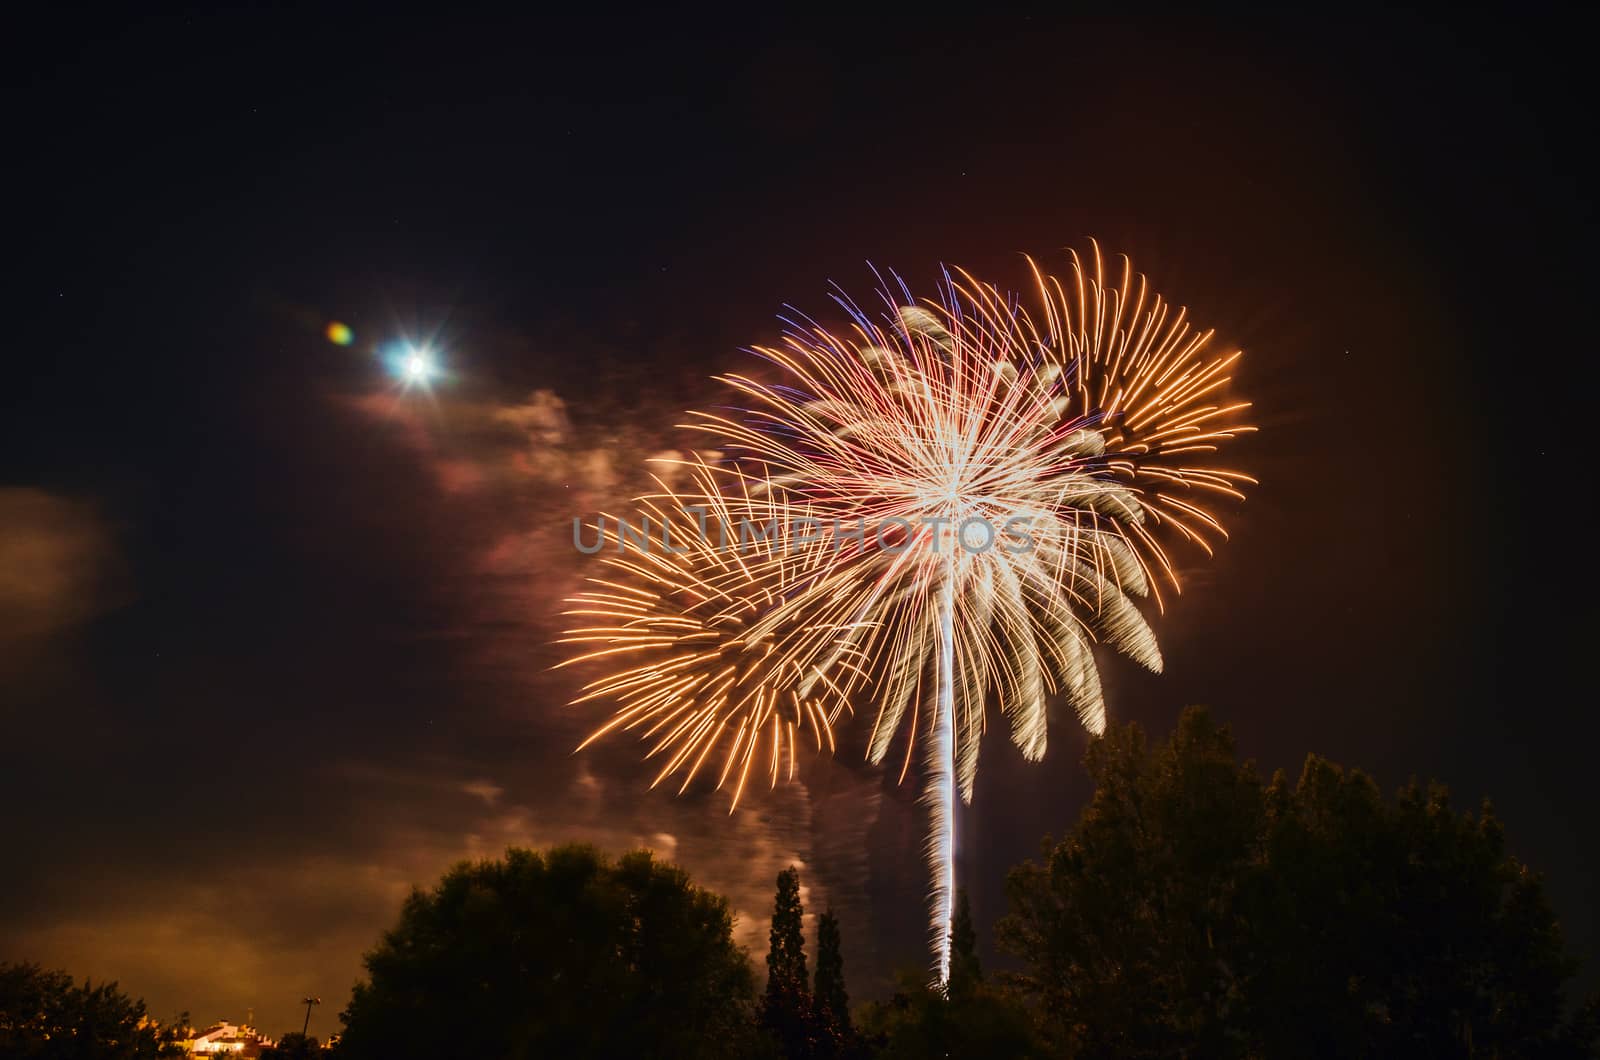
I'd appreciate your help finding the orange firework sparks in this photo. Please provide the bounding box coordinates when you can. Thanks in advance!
[558,461,858,811]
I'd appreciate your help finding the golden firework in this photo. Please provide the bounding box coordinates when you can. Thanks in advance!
[560,244,1253,979]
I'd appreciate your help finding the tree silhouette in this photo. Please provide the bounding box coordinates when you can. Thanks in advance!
[858,970,1039,1057]
[760,866,816,1059]
[0,962,187,1058]
[259,1032,319,1059]
[947,889,981,1002]
[999,706,1600,1058]
[336,844,757,1059]
[813,908,852,1055]
[858,887,1038,1058]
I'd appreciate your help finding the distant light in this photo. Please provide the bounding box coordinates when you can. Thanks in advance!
[381,338,445,389]
[325,321,354,346]
[404,350,433,383]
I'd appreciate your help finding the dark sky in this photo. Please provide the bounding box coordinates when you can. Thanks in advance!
[3,7,1591,1038]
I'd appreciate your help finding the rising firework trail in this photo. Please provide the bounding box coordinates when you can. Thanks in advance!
[562,244,1254,980]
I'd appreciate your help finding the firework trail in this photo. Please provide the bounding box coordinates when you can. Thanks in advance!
[562,244,1253,979]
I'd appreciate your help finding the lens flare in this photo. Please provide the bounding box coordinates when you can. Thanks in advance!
[561,244,1254,980]
[326,321,354,346]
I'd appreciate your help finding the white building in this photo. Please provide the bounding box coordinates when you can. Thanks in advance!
[192,1021,272,1056]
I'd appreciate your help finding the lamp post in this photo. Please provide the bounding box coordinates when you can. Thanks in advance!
[300,997,321,1037]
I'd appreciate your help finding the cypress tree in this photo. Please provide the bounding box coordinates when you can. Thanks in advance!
[761,866,814,1057]
[813,908,851,1041]
[949,888,982,1000]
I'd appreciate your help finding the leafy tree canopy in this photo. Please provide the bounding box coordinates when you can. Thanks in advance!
[337,844,757,1060]
[998,707,1599,1059]
[0,962,186,1059]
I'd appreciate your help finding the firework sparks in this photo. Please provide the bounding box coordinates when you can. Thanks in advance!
[558,460,858,810]
[561,244,1253,979]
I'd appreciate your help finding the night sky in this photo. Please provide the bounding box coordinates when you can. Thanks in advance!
[4,8,1591,1038]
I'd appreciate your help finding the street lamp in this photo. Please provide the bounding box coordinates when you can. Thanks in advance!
[300,997,321,1037]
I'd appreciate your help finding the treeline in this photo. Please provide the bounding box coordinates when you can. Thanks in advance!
[5,709,1597,1058]
[331,708,1600,1058]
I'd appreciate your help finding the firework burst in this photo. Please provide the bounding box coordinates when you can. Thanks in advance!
[561,244,1253,980]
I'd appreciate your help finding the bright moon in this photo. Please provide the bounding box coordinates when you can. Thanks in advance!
[401,348,435,384]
